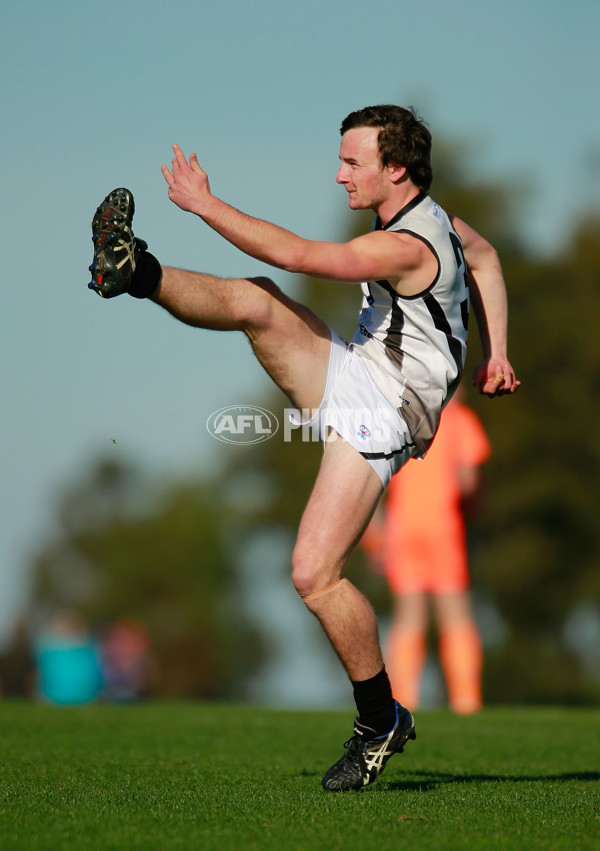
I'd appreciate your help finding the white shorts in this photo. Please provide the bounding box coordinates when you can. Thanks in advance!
[288,331,418,486]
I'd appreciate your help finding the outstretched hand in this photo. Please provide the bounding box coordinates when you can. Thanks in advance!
[472,358,521,397]
[161,144,210,214]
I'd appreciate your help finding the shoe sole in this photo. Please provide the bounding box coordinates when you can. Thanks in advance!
[89,188,135,297]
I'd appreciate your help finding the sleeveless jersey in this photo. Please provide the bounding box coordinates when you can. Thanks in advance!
[351,192,469,457]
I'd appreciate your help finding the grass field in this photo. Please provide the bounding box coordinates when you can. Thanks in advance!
[0,702,598,850]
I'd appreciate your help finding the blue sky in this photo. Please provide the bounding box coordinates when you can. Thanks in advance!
[1,0,599,652]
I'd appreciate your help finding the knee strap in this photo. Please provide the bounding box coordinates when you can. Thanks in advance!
[301,577,345,604]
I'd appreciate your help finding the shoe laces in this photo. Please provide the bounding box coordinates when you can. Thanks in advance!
[342,735,365,764]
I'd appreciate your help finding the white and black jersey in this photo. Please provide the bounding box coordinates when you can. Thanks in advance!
[351,192,469,457]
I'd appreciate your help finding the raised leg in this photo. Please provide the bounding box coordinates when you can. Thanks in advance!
[152,267,332,411]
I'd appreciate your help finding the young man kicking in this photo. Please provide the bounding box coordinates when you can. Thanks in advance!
[87,105,519,791]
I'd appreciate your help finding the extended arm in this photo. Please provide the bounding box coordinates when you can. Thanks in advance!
[452,217,520,397]
[160,145,428,285]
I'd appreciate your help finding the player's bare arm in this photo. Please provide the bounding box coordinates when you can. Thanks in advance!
[452,216,520,397]
[161,145,433,287]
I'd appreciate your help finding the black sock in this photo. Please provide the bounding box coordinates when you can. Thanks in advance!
[351,668,396,735]
[128,249,162,299]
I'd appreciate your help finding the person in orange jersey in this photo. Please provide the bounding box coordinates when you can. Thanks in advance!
[363,389,490,714]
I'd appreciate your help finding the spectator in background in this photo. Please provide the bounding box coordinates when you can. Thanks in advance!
[34,611,104,705]
[102,618,154,702]
[362,388,490,714]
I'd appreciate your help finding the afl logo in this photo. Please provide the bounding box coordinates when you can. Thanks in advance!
[206,405,279,445]
[357,424,372,441]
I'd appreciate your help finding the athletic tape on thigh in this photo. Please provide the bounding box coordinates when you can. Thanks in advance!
[301,577,345,604]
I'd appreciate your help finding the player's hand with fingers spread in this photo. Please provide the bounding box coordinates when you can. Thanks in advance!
[161,144,211,215]
[472,358,521,397]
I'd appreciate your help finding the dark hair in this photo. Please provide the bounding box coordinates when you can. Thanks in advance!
[340,105,432,191]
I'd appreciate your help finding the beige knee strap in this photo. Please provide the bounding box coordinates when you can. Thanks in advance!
[301,577,345,604]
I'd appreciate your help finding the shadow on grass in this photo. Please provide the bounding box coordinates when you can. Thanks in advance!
[383,771,600,792]
[295,769,600,791]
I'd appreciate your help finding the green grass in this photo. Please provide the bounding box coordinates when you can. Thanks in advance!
[0,703,598,850]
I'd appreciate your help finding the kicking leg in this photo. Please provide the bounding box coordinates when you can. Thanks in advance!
[87,189,332,412]
[153,267,333,412]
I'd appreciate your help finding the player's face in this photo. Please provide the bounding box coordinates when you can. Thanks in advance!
[336,127,390,211]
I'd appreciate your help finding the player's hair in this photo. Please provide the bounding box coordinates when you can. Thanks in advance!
[340,105,432,191]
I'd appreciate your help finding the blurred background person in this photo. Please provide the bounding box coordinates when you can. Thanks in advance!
[34,611,104,705]
[362,386,490,714]
[101,618,155,702]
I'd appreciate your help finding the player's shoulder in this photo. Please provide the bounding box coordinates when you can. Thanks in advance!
[367,229,434,273]
[359,227,429,254]
[388,195,452,243]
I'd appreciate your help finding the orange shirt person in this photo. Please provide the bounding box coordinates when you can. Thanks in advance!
[363,392,491,713]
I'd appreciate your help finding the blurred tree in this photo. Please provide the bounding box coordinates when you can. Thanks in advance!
[25,458,265,699]
[471,214,600,704]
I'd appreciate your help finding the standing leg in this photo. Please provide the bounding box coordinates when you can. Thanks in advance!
[291,436,417,791]
[291,434,386,681]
